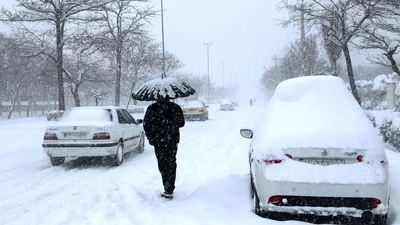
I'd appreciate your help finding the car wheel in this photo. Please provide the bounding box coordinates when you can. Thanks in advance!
[50,156,65,166]
[137,133,145,153]
[113,142,124,166]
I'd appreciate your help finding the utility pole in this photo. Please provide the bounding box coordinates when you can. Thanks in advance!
[300,0,306,76]
[203,42,212,99]
[161,0,166,78]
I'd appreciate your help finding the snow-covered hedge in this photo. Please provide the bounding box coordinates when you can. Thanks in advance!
[379,120,400,149]
[366,110,400,151]
[356,74,389,110]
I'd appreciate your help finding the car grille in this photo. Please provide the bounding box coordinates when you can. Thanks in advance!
[270,196,380,210]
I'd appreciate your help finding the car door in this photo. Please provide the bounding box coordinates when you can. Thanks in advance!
[116,109,133,150]
[121,109,138,150]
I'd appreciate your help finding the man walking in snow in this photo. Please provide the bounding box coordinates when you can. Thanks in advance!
[143,97,185,199]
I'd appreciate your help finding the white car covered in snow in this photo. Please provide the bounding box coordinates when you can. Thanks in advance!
[240,76,389,224]
[42,106,145,166]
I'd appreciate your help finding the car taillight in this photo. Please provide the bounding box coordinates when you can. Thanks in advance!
[44,133,58,140]
[93,132,110,140]
[370,198,381,207]
[357,155,364,162]
[263,159,283,164]
[268,195,282,204]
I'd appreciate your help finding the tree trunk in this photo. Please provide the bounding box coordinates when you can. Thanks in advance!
[384,52,400,77]
[56,20,66,110]
[342,43,361,104]
[115,46,122,106]
[71,83,81,107]
[7,84,20,119]
[126,75,138,109]
[26,89,34,117]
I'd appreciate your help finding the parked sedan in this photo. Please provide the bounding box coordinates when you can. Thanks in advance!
[42,106,145,166]
[181,100,208,121]
[240,76,389,225]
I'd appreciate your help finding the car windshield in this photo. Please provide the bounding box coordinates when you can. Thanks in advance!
[61,108,112,122]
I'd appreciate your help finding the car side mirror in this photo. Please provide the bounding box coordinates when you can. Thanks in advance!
[240,129,253,139]
[136,119,143,124]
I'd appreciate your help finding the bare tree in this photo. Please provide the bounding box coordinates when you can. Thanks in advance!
[284,0,386,104]
[321,11,342,76]
[62,35,106,107]
[261,36,328,93]
[122,35,183,107]
[358,4,400,76]
[1,0,114,110]
[0,35,43,119]
[84,0,156,106]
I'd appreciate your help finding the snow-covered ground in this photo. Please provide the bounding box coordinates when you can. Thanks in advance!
[0,103,400,225]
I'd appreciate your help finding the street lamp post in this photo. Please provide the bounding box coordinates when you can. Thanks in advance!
[221,60,226,90]
[203,42,212,99]
[161,0,166,78]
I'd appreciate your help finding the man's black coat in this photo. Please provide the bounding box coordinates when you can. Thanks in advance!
[143,100,185,146]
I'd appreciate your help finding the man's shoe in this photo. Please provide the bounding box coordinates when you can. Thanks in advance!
[161,192,173,199]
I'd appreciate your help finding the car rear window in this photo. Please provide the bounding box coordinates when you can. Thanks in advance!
[61,108,112,122]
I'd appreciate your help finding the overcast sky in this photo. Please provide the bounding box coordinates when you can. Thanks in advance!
[149,0,296,93]
[0,0,298,97]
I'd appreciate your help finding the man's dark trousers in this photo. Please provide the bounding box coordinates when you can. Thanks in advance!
[154,143,178,194]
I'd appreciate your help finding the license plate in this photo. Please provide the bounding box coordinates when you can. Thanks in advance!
[63,132,88,138]
[299,158,346,165]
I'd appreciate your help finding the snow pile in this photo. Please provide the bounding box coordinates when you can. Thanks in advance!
[253,75,384,158]
[264,159,386,184]
[61,107,112,123]
[373,74,397,91]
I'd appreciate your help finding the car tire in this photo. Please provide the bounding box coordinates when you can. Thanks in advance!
[113,142,124,166]
[50,156,65,166]
[137,133,145,153]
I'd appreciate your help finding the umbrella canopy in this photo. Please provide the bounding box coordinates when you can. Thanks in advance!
[132,77,196,101]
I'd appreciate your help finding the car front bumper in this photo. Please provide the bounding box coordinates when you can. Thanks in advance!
[43,141,119,157]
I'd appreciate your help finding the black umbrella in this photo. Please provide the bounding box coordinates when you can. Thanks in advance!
[132,77,196,101]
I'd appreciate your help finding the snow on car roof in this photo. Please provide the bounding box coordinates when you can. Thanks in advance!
[60,107,113,124]
[252,75,383,159]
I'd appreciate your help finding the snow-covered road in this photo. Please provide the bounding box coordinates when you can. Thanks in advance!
[0,104,399,225]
